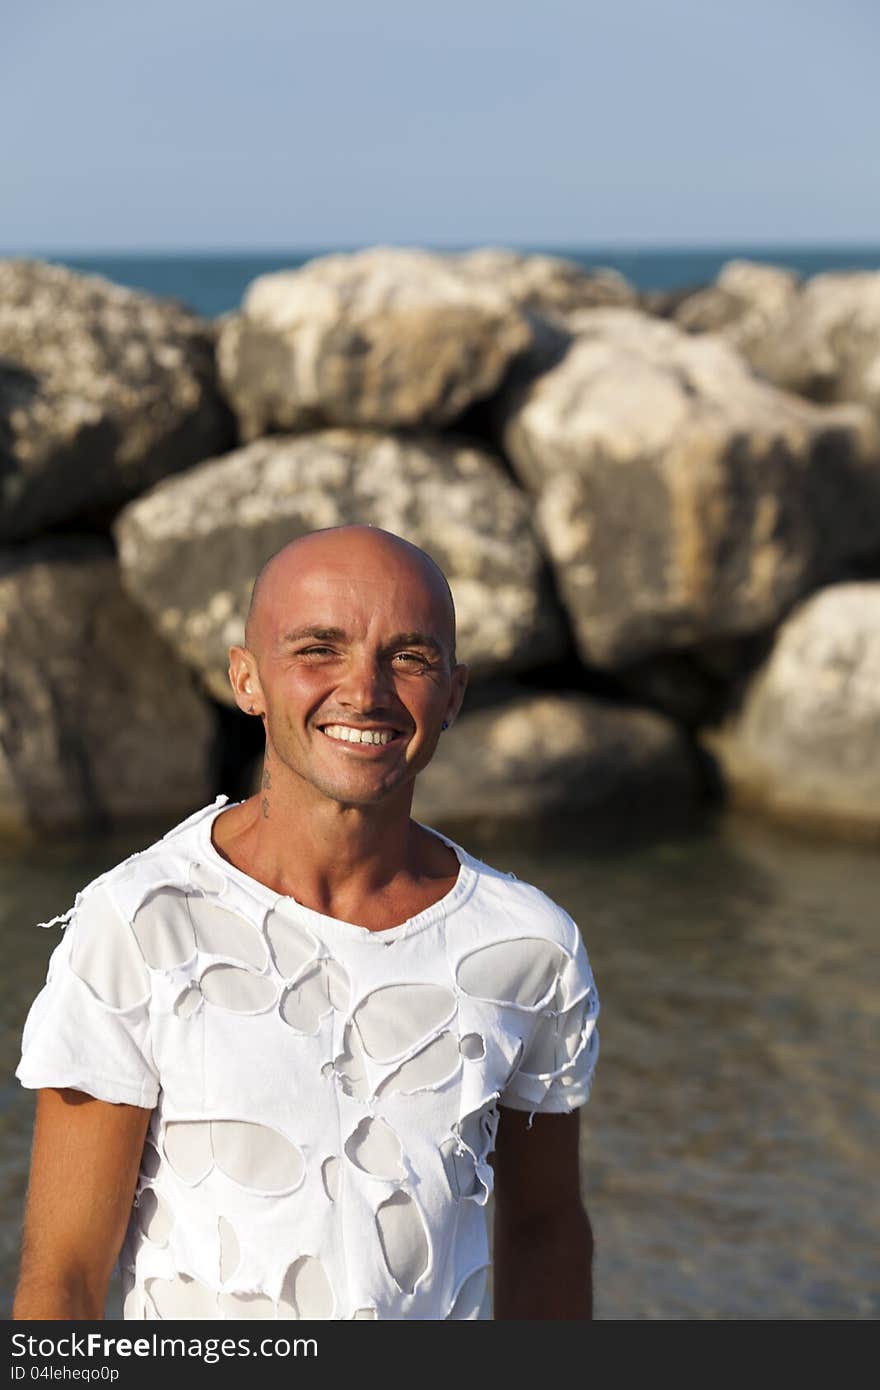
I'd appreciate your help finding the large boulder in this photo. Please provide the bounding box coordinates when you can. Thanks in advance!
[672,259,801,358]
[452,247,637,321]
[746,271,880,420]
[0,538,217,835]
[674,265,880,426]
[700,582,880,836]
[411,686,703,829]
[0,260,235,541]
[497,308,880,669]
[216,247,532,439]
[113,430,567,703]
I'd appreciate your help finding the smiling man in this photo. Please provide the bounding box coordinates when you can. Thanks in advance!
[14,524,600,1321]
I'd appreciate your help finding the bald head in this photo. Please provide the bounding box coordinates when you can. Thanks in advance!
[244,525,457,667]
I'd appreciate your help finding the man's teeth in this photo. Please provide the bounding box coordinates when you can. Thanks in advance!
[321,725,396,745]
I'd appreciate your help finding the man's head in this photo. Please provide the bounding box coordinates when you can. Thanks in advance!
[244,527,458,670]
[228,525,468,811]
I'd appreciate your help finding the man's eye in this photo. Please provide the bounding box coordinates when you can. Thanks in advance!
[300,646,335,656]
[394,652,428,665]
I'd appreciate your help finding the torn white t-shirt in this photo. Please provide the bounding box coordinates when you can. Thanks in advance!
[16,795,600,1321]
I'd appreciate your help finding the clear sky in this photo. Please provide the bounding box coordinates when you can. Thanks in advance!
[4,0,877,251]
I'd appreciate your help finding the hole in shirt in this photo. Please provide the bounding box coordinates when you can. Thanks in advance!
[374,1032,461,1098]
[446,1266,490,1319]
[218,1290,275,1319]
[219,1216,240,1281]
[140,1140,162,1180]
[174,984,202,1019]
[375,1191,430,1294]
[353,983,456,1061]
[553,941,596,1012]
[439,1136,481,1200]
[265,907,317,978]
[278,1255,334,1319]
[70,891,149,1009]
[190,861,227,895]
[519,995,591,1075]
[455,938,567,1007]
[279,961,338,1033]
[459,1033,485,1060]
[163,1119,304,1192]
[343,1116,404,1179]
[212,1120,305,1193]
[321,1155,340,1201]
[332,1023,370,1100]
[199,964,277,1013]
[131,888,195,971]
[455,1099,499,1163]
[188,898,268,970]
[138,1187,172,1245]
[163,1121,213,1184]
[146,1274,217,1320]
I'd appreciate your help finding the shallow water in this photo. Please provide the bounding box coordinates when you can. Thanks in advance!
[1,806,877,1319]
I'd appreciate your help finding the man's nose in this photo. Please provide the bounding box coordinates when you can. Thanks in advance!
[336,650,395,710]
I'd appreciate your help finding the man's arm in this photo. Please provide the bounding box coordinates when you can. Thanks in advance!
[491,1106,593,1320]
[13,1088,152,1320]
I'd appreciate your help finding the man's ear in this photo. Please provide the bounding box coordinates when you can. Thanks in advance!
[228,645,264,717]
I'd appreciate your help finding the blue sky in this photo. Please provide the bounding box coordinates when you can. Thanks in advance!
[4,0,877,250]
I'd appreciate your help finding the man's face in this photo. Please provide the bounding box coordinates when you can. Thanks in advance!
[242,543,467,810]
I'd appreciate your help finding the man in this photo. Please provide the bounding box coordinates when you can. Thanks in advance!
[14,524,600,1321]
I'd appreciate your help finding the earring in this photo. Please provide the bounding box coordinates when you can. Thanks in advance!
[442,720,449,730]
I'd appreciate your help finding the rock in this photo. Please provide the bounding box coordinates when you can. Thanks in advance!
[410,686,703,828]
[497,307,880,668]
[678,265,880,425]
[0,538,217,835]
[452,247,637,320]
[672,259,801,357]
[700,582,880,836]
[640,282,708,319]
[217,248,532,439]
[610,629,790,728]
[113,429,567,704]
[607,648,738,728]
[0,260,235,542]
[745,270,880,419]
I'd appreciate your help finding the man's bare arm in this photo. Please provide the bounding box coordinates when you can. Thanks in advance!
[13,1088,152,1320]
[491,1107,593,1320]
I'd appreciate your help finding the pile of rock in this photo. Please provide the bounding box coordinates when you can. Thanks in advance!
[3,248,880,839]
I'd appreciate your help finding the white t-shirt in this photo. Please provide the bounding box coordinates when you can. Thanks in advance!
[16,796,600,1321]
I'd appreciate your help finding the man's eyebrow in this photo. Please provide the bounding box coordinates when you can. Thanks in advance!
[278,625,443,654]
[279,626,348,646]
[387,631,444,654]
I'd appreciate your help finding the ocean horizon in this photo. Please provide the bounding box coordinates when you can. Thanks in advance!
[12,244,880,319]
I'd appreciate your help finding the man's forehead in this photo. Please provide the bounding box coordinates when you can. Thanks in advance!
[264,552,441,611]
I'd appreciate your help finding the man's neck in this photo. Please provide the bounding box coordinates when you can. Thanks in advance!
[210,790,458,930]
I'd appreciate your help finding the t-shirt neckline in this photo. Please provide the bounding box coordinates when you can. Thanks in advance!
[195,796,478,943]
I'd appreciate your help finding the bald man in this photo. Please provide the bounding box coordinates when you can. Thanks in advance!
[14,525,600,1322]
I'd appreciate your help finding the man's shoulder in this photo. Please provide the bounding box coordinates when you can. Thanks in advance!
[46,796,228,930]
[451,834,578,951]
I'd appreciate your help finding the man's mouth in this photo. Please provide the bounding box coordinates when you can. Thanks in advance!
[318,724,403,747]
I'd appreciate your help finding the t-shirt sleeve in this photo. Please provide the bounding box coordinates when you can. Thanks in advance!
[16,882,160,1109]
[499,910,600,1118]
